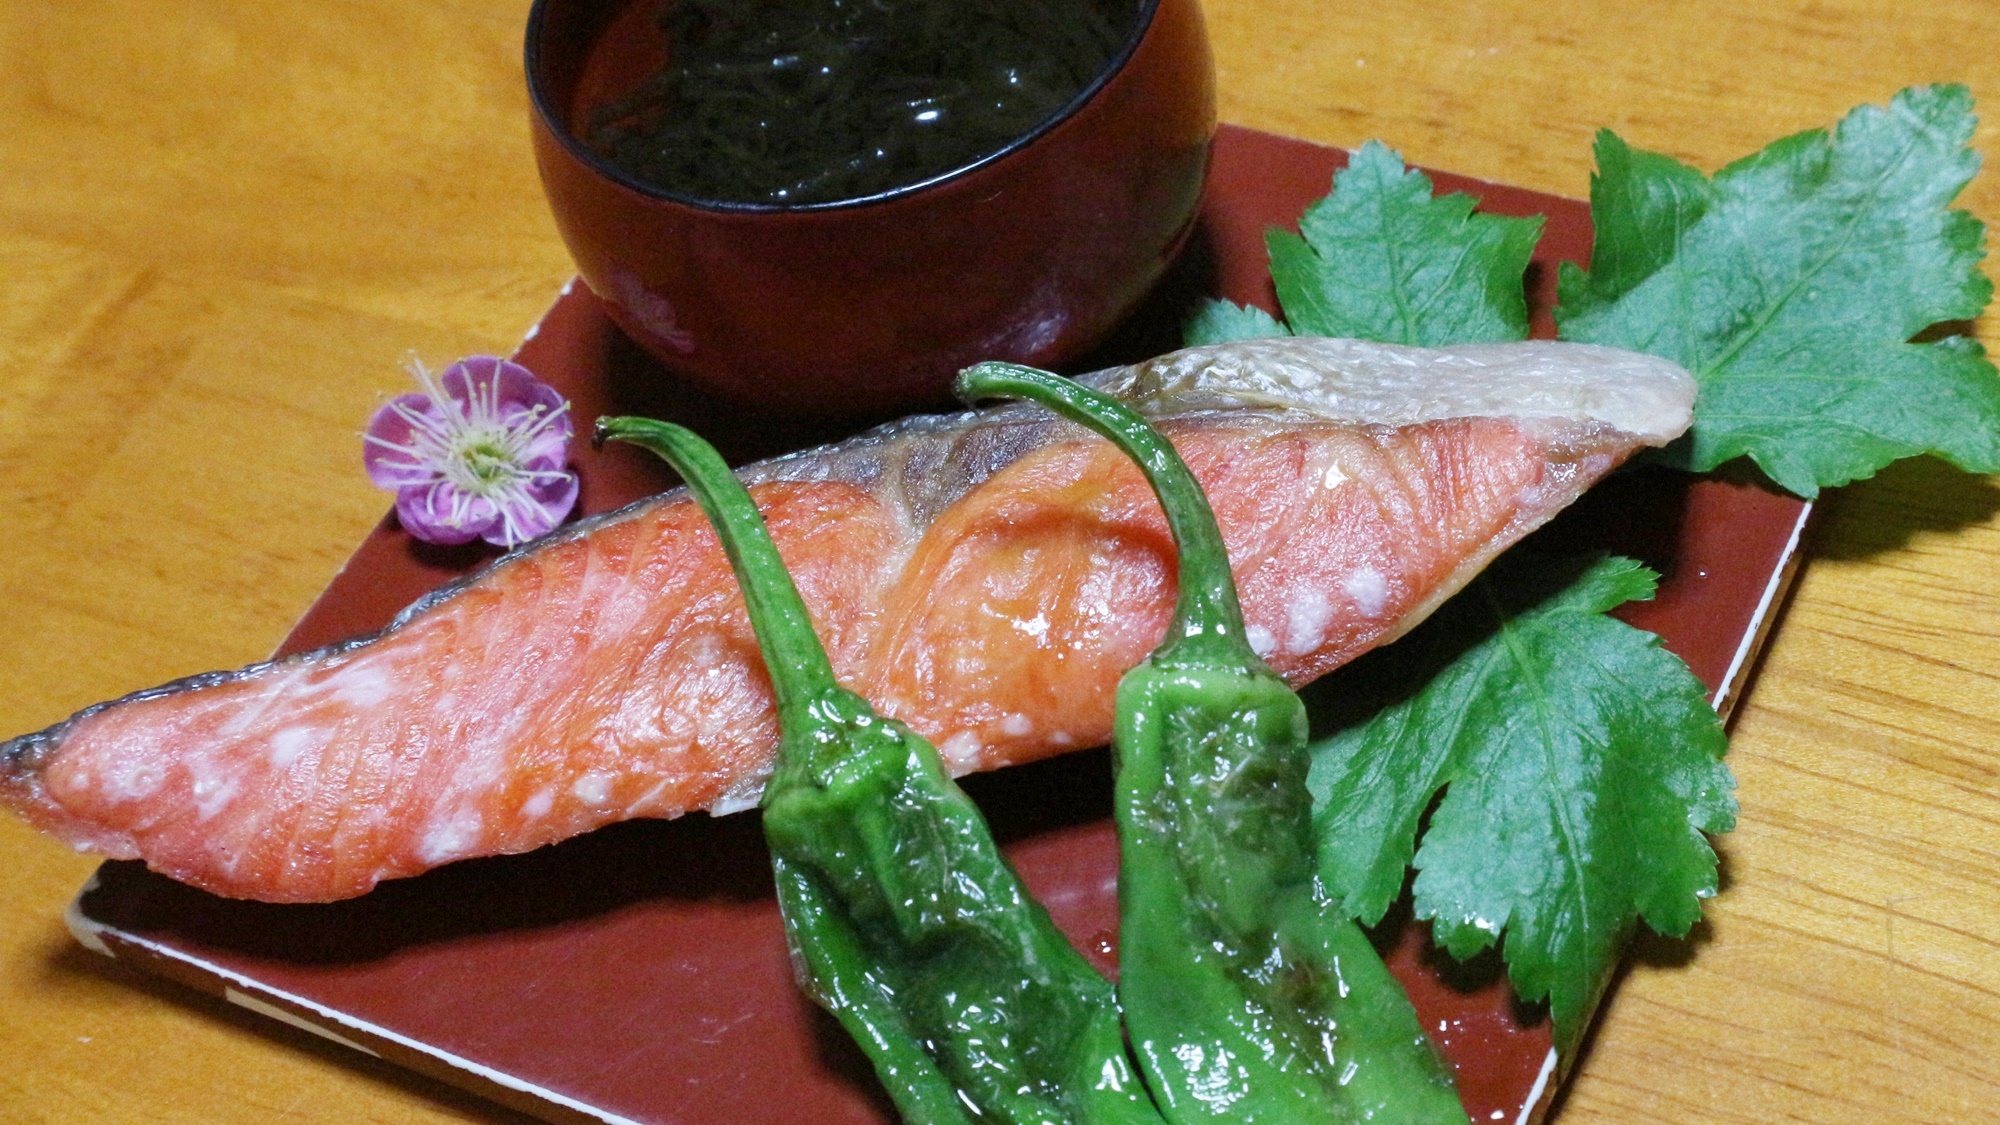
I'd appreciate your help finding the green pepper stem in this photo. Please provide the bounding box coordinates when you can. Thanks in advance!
[594,416,840,717]
[955,362,1257,668]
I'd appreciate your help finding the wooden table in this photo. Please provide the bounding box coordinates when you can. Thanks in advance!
[2,1,1995,1121]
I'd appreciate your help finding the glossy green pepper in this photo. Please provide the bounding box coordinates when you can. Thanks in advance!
[596,415,1162,1125]
[955,364,1468,1125]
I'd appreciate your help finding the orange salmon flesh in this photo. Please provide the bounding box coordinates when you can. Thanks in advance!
[1,338,1696,901]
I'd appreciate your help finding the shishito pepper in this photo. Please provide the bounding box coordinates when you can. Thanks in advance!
[955,363,1468,1125]
[596,415,1162,1125]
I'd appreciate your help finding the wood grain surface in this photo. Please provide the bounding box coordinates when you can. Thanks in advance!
[1,1,1995,1122]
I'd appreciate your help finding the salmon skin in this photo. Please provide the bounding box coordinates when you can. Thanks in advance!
[2,338,1694,902]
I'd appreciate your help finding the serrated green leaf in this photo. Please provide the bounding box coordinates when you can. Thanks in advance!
[1182,298,1290,347]
[1303,554,1734,1050]
[1558,84,2000,495]
[1555,130,1714,318]
[1267,140,1543,346]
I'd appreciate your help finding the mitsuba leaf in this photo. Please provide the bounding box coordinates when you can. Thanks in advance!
[1303,554,1734,1050]
[1558,84,2000,496]
[1183,140,1541,348]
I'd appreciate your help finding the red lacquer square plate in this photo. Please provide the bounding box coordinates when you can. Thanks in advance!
[65,125,1811,1125]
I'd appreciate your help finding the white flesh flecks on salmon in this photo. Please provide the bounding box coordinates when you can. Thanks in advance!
[0,338,1695,902]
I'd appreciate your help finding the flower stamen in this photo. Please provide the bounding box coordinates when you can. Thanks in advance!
[362,357,580,548]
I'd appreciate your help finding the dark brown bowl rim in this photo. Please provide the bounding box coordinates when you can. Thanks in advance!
[524,0,1165,215]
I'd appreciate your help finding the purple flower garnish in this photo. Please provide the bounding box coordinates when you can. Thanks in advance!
[363,356,579,548]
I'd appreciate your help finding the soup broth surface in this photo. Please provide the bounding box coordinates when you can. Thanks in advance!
[577,0,1142,206]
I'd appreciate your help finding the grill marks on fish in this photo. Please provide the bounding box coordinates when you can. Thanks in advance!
[1,338,1697,901]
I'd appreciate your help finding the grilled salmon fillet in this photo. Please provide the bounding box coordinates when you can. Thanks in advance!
[1,337,1694,901]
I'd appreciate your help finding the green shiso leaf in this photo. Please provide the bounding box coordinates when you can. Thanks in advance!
[1183,140,1543,348]
[1273,141,1543,345]
[1557,84,2000,496]
[1303,555,1735,1051]
[1197,88,1995,1050]
[1182,298,1289,346]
